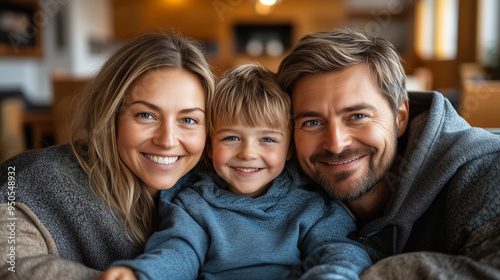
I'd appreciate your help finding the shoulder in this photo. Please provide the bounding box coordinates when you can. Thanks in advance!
[280,160,330,199]
[1,145,80,175]
[278,163,351,218]
[162,168,214,203]
[2,145,86,189]
[1,145,90,204]
[440,148,500,252]
[447,150,500,214]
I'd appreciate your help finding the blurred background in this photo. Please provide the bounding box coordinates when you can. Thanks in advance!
[0,0,499,161]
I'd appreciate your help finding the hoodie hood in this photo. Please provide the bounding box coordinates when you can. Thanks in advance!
[356,91,500,260]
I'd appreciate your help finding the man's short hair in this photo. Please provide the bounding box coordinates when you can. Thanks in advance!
[277,28,408,115]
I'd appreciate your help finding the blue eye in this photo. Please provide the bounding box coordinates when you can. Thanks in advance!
[223,136,239,141]
[138,113,153,119]
[303,120,321,127]
[351,114,367,120]
[181,118,197,124]
[261,138,276,143]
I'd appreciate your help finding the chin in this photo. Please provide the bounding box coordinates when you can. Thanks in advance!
[146,180,175,192]
[323,186,360,202]
[315,170,377,202]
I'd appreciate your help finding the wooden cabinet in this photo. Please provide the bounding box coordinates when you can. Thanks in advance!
[459,63,500,128]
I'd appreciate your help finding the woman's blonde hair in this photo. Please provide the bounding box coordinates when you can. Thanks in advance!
[208,63,291,137]
[69,33,214,245]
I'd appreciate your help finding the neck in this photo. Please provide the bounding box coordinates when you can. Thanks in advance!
[347,181,393,226]
[146,186,160,201]
[347,160,400,226]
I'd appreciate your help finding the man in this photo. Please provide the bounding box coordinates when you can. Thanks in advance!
[277,28,500,278]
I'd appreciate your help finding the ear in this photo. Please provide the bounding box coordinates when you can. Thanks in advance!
[396,100,409,137]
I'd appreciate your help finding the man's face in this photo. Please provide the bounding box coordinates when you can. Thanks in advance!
[292,64,408,201]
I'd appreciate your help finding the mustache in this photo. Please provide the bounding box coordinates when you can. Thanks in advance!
[310,147,376,164]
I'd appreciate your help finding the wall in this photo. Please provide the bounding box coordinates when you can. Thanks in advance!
[216,0,347,72]
[67,0,114,76]
[113,0,347,73]
[347,0,416,72]
[0,59,43,103]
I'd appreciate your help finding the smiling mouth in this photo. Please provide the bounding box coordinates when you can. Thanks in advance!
[324,156,364,165]
[144,154,179,165]
[232,167,261,173]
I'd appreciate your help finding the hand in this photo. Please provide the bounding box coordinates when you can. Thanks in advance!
[97,266,138,280]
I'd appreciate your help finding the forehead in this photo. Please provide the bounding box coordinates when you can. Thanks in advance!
[214,116,290,132]
[127,68,205,105]
[292,64,389,113]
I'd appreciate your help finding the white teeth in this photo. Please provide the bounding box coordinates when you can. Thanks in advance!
[234,167,259,173]
[145,154,178,165]
[328,157,361,165]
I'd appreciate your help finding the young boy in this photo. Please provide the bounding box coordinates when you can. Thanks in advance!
[100,64,372,280]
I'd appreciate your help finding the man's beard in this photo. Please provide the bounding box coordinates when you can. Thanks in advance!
[309,132,398,202]
[314,164,379,202]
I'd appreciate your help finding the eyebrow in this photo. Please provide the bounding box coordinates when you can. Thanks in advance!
[129,100,205,113]
[129,100,160,111]
[342,103,377,113]
[294,111,322,120]
[215,128,285,136]
[294,103,377,120]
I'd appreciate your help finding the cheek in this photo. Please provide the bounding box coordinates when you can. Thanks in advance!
[273,144,291,162]
[359,127,383,146]
[268,150,287,170]
[117,119,146,150]
[182,130,207,156]
[361,121,397,156]
[117,120,134,155]
[210,145,231,166]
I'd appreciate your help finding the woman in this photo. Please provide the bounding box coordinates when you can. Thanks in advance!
[0,33,214,279]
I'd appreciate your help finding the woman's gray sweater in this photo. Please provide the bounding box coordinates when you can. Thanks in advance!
[0,145,142,279]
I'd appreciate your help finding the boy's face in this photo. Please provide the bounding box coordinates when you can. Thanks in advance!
[209,122,291,198]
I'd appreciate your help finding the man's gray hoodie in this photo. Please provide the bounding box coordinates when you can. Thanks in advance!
[355,91,500,279]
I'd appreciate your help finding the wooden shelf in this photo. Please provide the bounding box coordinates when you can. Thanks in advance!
[112,0,347,74]
[0,0,43,57]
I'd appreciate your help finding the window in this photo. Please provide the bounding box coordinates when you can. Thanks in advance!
[477,0,500,66]
[415,0,458,60]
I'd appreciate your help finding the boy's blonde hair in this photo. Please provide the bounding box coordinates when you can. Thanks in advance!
[209,64,291,137]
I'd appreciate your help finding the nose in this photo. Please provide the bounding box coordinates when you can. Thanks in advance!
[152,120,179,149]
[237,141,258,160]
[323,122,352,154]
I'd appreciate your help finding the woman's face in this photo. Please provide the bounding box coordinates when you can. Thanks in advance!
[117,68,206,196]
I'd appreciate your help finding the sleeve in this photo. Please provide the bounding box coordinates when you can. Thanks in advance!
[297,202,372,280]
[112,201,210,280]
[0,203,102,280]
